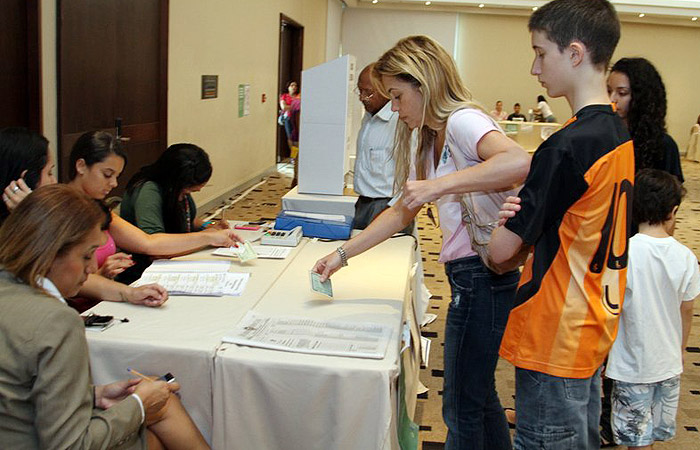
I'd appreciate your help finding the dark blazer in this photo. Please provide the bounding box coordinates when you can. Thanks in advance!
[0,270,146,449]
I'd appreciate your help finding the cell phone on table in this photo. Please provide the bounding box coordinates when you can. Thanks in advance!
[159,372,176,383]
[83,313,114,327]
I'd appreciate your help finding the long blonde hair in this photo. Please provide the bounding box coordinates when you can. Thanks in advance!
[373,35,488,190]
[0,185,105,289]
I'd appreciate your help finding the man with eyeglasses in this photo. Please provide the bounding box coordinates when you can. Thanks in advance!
[352,63,410,233]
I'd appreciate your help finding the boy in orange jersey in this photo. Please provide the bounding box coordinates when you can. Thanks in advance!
[488,0,634,448]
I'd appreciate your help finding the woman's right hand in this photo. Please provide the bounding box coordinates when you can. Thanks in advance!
[134,379,180,425]
[2,178,32,211]
[204,228,244,247]
[312,251,343,282]
[99,252,134,279]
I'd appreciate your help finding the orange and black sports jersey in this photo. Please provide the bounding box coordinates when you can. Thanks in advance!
[500,104,634,379]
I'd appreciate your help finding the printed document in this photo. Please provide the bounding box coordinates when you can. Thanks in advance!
[223,311,392,359]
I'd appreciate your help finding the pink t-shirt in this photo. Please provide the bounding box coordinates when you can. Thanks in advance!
[424,109,499,263]
[95,231,116,268]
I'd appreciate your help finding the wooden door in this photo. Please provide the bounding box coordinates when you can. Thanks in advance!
[276,14,304,163]
[0,0,41,130]
[58,0,168,196]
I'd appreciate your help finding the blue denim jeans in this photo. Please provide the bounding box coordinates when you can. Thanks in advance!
[443,256,520,450]
[514,367,603,450]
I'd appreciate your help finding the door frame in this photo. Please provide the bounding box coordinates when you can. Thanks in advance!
[276,13,304,163]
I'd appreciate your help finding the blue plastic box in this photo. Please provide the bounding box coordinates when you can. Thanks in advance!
[275,211,352,240]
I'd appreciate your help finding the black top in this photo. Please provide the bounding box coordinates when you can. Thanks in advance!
[507,113,526,121]
[656,133,684,183]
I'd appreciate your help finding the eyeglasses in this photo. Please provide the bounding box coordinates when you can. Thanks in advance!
[353,87,375,101]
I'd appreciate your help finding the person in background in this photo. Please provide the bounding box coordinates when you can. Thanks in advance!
[352,63,410,233]
[489,0,633,448]
[490,100,508,121]
[534,94,557,122]
[67,131,242,287]
[280,80,301,150]
[314,35,530,450]
[606,169,699,449]
[692,114,700,135]
[0,184,209,449]
[608,57,684,182]
[507,103,526,121]
[0,127,56,224]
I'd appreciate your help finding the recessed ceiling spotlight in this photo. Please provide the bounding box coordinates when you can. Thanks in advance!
[479,3,485,7]
[692,17,698,21]
[532,6,538,11]
[638,13,645,18]
[425,1,431,4]
[372,0,378,4]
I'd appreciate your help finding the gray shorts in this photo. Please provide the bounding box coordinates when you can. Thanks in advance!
[611,376,680,446]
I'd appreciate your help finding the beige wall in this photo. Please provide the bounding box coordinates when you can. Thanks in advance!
[456,14,570,123]
[615,21,700,147]
[455,13,700,147]
[168,0,329,206]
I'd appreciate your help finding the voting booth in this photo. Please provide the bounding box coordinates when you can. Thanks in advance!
[298,54,356,196]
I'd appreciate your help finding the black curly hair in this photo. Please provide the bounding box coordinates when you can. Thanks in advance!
[610,57,667,172]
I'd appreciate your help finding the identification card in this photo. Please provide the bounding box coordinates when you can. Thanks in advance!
[309,271,333,299]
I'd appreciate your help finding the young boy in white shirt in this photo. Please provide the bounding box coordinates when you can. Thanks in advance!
[606,168,700,449]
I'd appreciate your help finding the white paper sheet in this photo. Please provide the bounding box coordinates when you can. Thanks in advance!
[223,311,392,359]
[212,245,292,259]
[135,272,250,296]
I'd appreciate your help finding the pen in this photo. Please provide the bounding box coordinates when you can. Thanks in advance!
[127,367,155,381]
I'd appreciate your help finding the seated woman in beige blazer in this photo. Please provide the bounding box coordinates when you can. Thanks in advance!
[0,184,208,450]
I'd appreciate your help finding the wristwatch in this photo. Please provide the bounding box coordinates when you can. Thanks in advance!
[336,247,348,267]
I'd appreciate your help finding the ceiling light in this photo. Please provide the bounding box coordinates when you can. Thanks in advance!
[693,17,698,21]
[638,13,645,18]
[425,1,431,4]
[372,0,378,3]
[532,6,538,11]
[479,3,485,7]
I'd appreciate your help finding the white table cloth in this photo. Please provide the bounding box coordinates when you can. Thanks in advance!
[211,236,418,450]
[85,241,307,443]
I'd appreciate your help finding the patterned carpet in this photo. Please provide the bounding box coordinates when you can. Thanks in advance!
[208,160,700,449]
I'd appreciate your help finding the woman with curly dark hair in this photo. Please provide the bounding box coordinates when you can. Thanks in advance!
[607,57,683,181]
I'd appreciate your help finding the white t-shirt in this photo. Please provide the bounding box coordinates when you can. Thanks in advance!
[537,101,553,119]
[423,108,499,263]
[606,233,700,383]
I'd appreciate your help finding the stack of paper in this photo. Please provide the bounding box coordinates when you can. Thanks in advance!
[223,311,392,359]
[134,260,250,296]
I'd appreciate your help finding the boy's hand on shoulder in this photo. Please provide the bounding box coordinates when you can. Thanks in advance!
[498,196,522,227]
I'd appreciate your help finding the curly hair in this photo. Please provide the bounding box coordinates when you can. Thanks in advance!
[610,58,667,172]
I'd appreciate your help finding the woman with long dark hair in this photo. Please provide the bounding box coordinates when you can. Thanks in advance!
[121,143,220,234]
[607,57,683,181]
